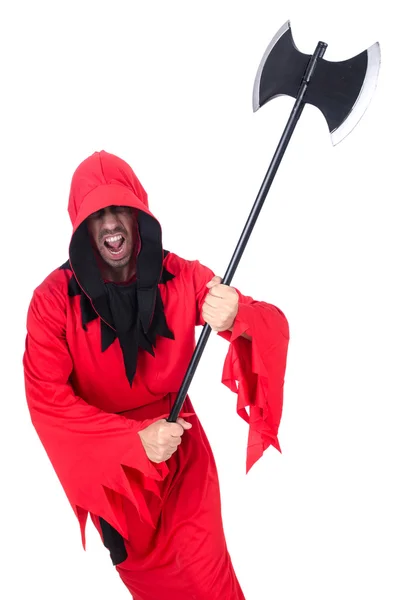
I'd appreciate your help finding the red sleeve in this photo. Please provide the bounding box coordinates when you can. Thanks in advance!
[190,260,290,473]
[22,290,169,548]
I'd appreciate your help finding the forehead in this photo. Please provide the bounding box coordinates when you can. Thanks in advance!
[88,205,134,219]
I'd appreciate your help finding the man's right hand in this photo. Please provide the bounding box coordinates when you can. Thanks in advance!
[138,418,192,463]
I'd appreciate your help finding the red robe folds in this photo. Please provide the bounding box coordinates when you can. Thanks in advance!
[23,151,289,600]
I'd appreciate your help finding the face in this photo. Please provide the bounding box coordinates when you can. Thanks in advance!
[86,205,137,270]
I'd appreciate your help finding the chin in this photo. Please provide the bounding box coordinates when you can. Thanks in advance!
[108,256,131,268]
[97,249,127,266]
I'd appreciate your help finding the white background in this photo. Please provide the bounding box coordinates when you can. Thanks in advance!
[1,1,396,599]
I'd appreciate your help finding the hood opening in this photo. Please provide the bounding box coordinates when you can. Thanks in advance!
[69,208,163,334]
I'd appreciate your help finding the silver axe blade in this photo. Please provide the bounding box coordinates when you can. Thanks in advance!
[253,20,381,144]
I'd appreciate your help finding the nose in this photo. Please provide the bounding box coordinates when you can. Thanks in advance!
[101,207,120,230]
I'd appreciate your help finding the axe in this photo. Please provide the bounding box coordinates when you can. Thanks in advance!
[167,20,381,423]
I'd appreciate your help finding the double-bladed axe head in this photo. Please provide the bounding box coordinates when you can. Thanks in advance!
[253,21,381,144]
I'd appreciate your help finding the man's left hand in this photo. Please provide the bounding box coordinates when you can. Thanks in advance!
[202,276,239,332]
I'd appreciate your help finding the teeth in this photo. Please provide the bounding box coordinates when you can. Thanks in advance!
[105,234,123,243]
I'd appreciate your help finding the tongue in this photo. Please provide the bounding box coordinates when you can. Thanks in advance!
[107,239,123,250]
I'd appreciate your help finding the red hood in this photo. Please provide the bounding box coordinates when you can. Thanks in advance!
[68,150,156,232]
[67,151,165,336]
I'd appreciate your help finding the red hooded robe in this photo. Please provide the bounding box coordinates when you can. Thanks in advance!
[23,150,289,600]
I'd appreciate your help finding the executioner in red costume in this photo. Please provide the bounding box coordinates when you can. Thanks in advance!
[23,150,289,599]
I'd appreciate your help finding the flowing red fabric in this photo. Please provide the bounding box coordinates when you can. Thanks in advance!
[23,150,289,599]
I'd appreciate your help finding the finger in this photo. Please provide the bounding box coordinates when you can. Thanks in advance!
[203,294,223,309]
[207,285,226,299]
[202,316,221,332]
[202,310,217,327]
[202,305,217,320]
[168,423,184,437]
[176,418,193,430]
[202,301,218,316]
[206,276,222,289]
[168,438,182,449]
[210,286,238,303]
[202,304,230,323]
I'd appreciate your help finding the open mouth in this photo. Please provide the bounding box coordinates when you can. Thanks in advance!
[103,234,127,258]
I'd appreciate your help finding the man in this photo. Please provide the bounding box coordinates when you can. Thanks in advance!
[23,150,289,599]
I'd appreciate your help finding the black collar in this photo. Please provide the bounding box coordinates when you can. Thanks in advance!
[60,246,175,386]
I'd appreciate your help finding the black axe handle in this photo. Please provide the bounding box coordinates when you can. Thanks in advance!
[167,40,327,423]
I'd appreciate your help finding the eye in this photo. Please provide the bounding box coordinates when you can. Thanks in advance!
[89,209,105,219]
